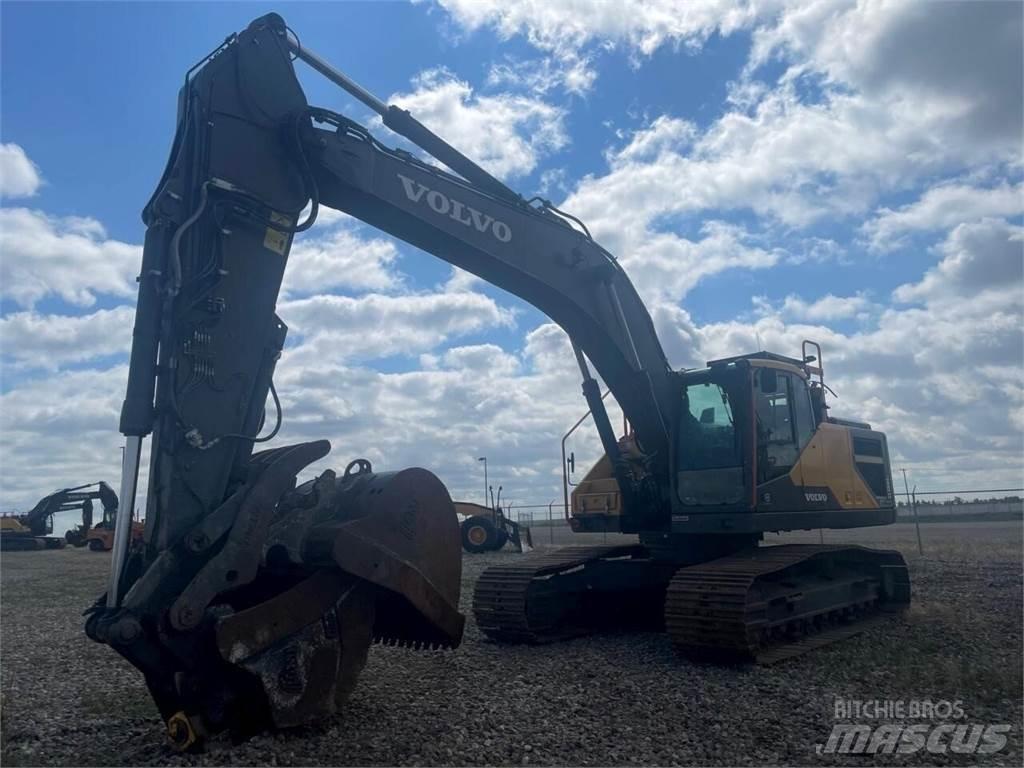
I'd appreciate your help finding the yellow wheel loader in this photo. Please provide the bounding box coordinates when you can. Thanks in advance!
[455,486,533,553]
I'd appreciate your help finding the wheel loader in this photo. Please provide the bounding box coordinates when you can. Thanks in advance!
[455,486,533,553]
[89,13,908,750]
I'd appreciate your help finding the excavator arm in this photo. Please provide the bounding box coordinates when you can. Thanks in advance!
[304,111,676,517]
[288,29,677,513]
[89,12,675,750]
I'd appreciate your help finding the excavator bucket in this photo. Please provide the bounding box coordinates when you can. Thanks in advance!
[507,520,534,554]
[302,467,465,649]
[87,446,463,750]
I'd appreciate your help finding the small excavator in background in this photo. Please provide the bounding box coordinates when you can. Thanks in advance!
[0,509,65,551]
[1,484,114,551]
[88,13,909,750]
[454,485,533,553]
[61,482,146,552]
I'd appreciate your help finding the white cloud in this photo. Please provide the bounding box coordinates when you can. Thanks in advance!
[0,207,139,308]
[283,215,401,298]
[617,220,781,307]
[279,289,516,364]
[435,0,771,58]
[568,75,1016,234]
[539,1,1021,243]
[0,307,134,370]
[611,116,697,164]
[864,182,1024,252]
[0,366,127,511]
[388,68,567,179]
[750,0,1023,149]
[0,143,42,198]
[893,219,1024,306]
[486,53,597,96]
[761,293,871,322]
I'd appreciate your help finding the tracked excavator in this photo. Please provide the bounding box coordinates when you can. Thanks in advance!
[85,13,908,750]
[58,481,146,551]
[60,482,118,547]
[0,483,117,551]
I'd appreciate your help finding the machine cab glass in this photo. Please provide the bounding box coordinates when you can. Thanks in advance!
[754,366,815,483]
[676,372,745,506]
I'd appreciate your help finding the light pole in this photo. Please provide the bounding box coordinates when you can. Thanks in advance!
[901,468,924,556]
[477,457,487,507]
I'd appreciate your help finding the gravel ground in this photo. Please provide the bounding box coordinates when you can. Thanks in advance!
[2,521,1021,767]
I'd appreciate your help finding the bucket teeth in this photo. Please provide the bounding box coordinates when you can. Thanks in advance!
[373,635,451,651]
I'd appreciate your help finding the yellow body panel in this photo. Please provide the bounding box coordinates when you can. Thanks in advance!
[0,517,30,533]
[790,423,878,509]
[571,453,622,517]
[453,502,493,519]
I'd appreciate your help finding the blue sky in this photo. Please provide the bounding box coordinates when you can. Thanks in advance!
[1,1,1022,520]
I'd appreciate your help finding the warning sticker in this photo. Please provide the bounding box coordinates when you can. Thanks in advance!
[263,212,293,256]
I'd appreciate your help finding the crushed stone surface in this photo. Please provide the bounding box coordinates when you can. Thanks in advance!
[2,521,1021,766]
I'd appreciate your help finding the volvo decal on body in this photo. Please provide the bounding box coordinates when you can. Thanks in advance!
[397,173,512,243]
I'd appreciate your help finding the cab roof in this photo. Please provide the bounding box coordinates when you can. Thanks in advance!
[706,351,808,375]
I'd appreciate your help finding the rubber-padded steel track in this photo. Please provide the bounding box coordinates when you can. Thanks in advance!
[664,544,910,664]
[473,544,646,642]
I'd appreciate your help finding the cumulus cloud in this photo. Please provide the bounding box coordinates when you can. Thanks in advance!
[283,215,401,298]
[0,366,127,511]
[279,289,516,364]
[388,68,568,179]
[617,220,781,306]
[864,182,1024,252]
[568,75,1015,234]
[750,0,1023,149]
[893,219,1024,306]
[535,1,1022,242]
[0,307,134,370]
[0,207,139,308]
[486,53,597,96]
[758,293,872,322]
[436,0,770,58]
[0,143,42,198]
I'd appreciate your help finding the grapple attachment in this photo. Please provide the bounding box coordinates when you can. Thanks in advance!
[86,442,463,750]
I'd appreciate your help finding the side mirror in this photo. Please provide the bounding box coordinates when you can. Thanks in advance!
[760,367,778,393]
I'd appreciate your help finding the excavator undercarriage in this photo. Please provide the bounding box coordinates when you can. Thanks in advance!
[474,542,909,663]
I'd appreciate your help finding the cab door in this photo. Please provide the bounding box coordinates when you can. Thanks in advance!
[754,367,802,483]
[786,375,843,506]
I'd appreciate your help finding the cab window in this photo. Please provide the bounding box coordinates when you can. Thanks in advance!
[678,380,741,471]
[755,368,799,482]
[791,377,816,449]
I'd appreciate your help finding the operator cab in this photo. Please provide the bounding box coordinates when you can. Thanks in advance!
[569,341,896,536]
[673,340,895,533]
